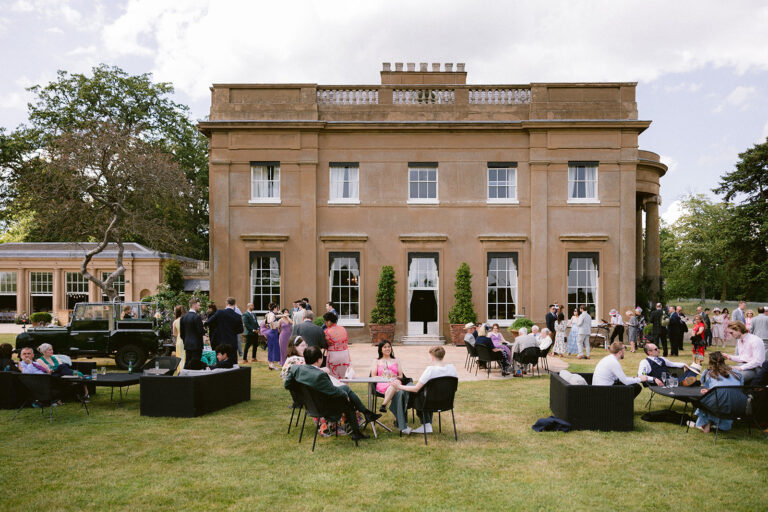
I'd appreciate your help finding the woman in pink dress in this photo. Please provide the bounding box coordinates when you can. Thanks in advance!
[323,311,351,380]
[278,308,293,365]
[368,340,403,412]
[489,323,512,361]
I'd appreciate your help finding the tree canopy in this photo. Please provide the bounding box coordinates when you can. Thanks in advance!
[0,64,209,259]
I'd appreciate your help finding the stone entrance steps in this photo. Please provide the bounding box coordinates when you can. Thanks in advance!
[401,335,446,345]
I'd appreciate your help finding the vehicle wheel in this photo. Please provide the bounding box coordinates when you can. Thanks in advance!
[115,344,146,370]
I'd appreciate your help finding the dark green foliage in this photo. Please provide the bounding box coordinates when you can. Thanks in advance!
[313,317,324,327]
[142,285,211,341]
[448,262,477,324]
[510,317,534,331]
[370,265,396,324]
[30,312,52,324]
[163,259,185,293]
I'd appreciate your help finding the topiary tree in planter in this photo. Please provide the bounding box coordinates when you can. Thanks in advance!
[30,312,53,327]
[448,262,477,345]
[370,265,396,345]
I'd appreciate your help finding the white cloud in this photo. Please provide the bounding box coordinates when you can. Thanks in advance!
[95,0,768,101]
[659,154,678,174]
[664,82,702,93]
[661,199,684,225]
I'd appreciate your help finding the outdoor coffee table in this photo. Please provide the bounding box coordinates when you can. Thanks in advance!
[91,373,141,405]
[648,385,703,425]
[341,376,392,438]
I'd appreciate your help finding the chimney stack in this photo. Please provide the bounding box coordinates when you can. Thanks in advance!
[382,62,391,71]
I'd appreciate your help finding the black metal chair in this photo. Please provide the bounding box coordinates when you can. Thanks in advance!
[687,385,760,444]
[465,343,478,372]
[139,356,181,375]
[12,374,89,422]
[516,346,541,377]
[474,344,503,378]
[286,384,304,435]
[297,383,359,452]
[538,341,553,372]
[407,376,459,445]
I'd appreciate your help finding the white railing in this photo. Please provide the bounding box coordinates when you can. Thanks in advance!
[317,88,379,105]
[469,88,531,104]
[393,88,455,105]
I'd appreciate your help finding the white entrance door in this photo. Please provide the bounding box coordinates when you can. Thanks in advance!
[407,253,439,336]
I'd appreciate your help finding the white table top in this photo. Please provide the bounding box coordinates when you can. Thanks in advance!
[341,377,389,383]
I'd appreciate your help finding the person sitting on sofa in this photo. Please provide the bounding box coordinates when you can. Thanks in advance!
[722,321,765,384]
[593,341,653,397]
[283,346,381,441]
[208,344,236,370]
[636,343,686,385]
[19,347,47,374]
[0,343,20,372]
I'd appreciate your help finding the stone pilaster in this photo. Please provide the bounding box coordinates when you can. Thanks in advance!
[644,196,661,302]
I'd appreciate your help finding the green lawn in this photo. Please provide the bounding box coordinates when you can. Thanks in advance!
[0,347,765,511]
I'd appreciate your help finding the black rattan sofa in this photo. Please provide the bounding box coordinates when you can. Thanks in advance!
[549,371,636,431]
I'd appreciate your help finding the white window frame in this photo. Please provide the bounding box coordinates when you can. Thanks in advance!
[329,252,363,326]
[328,163,360,204]
[29,272,53,296]
[249,162,281,204]
[407,165,439,204]
[487,164,518,204]
[567,162,599,203]
[101,272,125,301]
[0,272,17,295]
[66,272,89,295]
[486,253,518,327]
[250,252,281,315]
[567,252,599,319]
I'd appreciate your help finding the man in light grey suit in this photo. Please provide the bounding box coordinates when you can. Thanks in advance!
[732,300,746,324]
[576,304,592,359]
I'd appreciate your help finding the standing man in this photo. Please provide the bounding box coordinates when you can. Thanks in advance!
[325,301,337,317]
[180,298,205,369]
[576,305,592,360]
[607,308,625,348]
[701,307,712,346]
[732,300,747,324]
[204,297,244,362]
[291,301,307,335]
[302,297,312,311]
[293,310,327,350]
[668,306,683,357]
[650,303,666,356]
[545,305,557,339]
[749,306,768,359]
[242,302,259,363]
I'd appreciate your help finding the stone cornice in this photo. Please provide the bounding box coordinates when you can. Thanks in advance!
[239,234,290,242]
[399,234,448,242]
[319,234,369,242]
[477,234,528,242]
[559,234,609,242]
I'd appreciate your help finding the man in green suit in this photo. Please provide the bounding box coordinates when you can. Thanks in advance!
[284,346,380,440]
[242,302,259,363]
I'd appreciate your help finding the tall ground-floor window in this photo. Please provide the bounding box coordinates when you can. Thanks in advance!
[250,252,280,314]
[567,252,599,318]
[329,252,360,322]
[30,271,53,312]
[66,271,89,309]
[101,272,125,302]
[487,253,518,323]
[0,272,17,313]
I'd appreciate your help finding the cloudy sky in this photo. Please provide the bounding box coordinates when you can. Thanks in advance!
[2,0,767,222]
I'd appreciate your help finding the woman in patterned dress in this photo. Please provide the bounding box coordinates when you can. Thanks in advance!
[553,312,567,356]
[323,311,351,380]
[711,307,724,347]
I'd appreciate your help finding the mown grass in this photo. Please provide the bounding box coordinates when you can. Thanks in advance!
[0,347,765,512]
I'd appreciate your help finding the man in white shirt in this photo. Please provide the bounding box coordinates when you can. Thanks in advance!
[637,343,685,384]
[391,346,458,435]
[538,328,553,351]
[749,307,768,359]
[576,305,592,359]
[593,341,651,397]
[723,321,766,384]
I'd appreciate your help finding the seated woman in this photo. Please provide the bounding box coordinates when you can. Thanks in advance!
[368,340,404,413]
[281,336,307,382]
[489,324,512,361]
[390,346,458,435]
[475,325,511,376]
[37,342,90,399]
[693,351,744,433]
[0,343,20,372]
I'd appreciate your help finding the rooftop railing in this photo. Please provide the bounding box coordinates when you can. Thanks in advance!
[315,85,531,106]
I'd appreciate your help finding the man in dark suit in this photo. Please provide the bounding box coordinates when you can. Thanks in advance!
[545,304,557,339]
[204,297,244,363]
[180,298,205,369]
[668,306,683,357]
[284,346,380,441]
[650,303,667,356]
[292,310,326,349]
[242,302,259,363]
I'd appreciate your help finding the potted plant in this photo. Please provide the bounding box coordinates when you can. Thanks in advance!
[30,311,53,327]
[448,262,478,346]
[370,265,396,345]
[509,317,534,338]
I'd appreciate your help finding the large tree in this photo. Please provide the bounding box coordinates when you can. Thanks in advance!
[0,64,209,259]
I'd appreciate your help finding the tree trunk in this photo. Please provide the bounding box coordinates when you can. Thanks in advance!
[80,214,125,301]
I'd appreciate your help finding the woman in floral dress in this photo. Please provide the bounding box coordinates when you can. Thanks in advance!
[278,308,293,366]
[323,311,351,379]
[553,313,567,356]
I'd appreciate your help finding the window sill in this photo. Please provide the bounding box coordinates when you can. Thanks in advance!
[328,200,360,205]
[567,198,600,204]
[248,198,281,205]
[338,320,365,327]
[407,199,439,205]
[487,199,519,205]
[488,319,514,327]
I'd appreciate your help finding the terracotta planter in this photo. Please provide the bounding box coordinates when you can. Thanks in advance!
[370,324,395,345]
[450,324,467,345]
[508,329,519,338]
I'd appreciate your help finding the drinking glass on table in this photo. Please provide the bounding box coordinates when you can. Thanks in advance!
[91,369,98,380]
[661,372,668,387]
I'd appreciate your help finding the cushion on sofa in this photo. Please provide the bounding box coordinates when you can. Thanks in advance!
[559,370,588,385]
